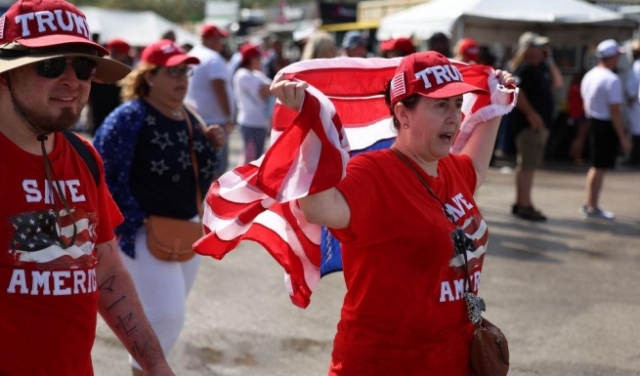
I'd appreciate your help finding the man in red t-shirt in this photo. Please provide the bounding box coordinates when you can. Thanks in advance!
[0,1,174,375]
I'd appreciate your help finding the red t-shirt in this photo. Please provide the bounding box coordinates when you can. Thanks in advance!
[567,80,585,120]
[329,150,488,376]
[0,131,123,376]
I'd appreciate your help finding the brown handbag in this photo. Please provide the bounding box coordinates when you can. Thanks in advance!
[457,227,510,376]
[469,317,510,376]
[392,149,510,376]
[146,108,203,262]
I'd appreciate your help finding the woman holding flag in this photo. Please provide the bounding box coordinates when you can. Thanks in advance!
[270,51,516,375]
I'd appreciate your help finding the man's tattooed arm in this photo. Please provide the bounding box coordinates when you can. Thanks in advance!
[95,239,174,376]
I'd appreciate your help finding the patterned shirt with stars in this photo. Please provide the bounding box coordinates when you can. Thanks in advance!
[129,101,218,219]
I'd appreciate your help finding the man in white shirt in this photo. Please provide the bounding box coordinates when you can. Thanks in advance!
[186,24,235,177]
[624,40,640,166]
[580,39,632,219]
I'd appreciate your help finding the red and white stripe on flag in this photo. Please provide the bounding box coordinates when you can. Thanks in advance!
[194,57,517,308]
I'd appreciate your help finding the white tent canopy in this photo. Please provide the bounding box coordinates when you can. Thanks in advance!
[79,6,200,47]
[377,0,638,46]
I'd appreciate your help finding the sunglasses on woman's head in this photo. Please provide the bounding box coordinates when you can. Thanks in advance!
[165,66,193,78]
[35,57,97,81]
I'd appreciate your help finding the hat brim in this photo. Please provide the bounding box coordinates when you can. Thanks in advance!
[202,30,229,38]
[164,55,200,67]
[418,81,488,99]
[597,47,626,59]
[0,51,131,84]
[530,37,550,47]
[16,36,109,56]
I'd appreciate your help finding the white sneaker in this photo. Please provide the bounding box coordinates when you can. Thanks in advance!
[580,206,615,220]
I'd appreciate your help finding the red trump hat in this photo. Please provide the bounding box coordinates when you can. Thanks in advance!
[106,38,131,55]
[0,0,131,83]
[380,38,415,55]
[457,38,479,62]
[200,24,229,38]
[390,51,486,107]
[141,39,200,67]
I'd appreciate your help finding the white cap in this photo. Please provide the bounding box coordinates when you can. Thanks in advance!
[596,39,625,59]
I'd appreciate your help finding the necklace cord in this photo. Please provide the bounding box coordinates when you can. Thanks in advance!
[39,134,78,249]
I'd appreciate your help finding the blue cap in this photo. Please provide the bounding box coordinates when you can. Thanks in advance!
[342,31,367,50]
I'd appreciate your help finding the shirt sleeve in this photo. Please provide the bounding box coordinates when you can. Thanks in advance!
[332,154,379,243]
[207,56,229,81]
[450,154,478,194]
[609,77,623,105]
[237,71,264,104]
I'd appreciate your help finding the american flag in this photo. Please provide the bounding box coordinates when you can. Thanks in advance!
[193,57,517,308]
[390,72,406,100]
[10,208,96,265]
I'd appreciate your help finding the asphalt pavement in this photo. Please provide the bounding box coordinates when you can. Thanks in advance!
[92,129,640,376]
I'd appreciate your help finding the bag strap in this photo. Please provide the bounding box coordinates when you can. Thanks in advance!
[62,130,100,186]
[182,108,203,218]
[391,148,484,324]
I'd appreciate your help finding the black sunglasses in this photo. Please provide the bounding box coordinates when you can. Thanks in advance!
[165,66,193,78]
[35,57,97,81]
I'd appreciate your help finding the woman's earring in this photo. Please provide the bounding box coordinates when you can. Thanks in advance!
[403,123,409,129]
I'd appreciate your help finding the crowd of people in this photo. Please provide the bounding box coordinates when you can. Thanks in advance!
[1,0,637,374]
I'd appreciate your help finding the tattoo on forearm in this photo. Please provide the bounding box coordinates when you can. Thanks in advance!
[107,295,127,311]
[99,275,116,293]
[96,243,114,262]
[115,312,138,336]
[131,341,149,358]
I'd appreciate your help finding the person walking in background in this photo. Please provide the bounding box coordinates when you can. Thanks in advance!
[233,44,273,164]
[88,38,132,135]
[624,40,640,167]
[270,51,514,375]
[340,31,368,58]
[264,35,291,79]
[428,32,451,57]
[454,38,480,64]
[379,37,415,58]
[0,0,174,375]
[580,39,632,219]
[94,40,225,375]
[186,24,234,178]
[507,32,563,221]
[567,70,589,165]
[301,31,337,60]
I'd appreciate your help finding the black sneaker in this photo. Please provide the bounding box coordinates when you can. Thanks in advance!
[512,205,547,221]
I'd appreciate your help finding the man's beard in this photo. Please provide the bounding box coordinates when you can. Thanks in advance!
[11,92,83,134]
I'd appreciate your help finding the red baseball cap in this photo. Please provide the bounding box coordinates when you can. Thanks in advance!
[390,51,487,107]
[106,38,131,55]
[0,0,107,54]
[200,24,229,38]
[0,0,131,83]
[240,44,261,63]
[458,38,479,62]
[141,40,200,67]
[380,38,415,55]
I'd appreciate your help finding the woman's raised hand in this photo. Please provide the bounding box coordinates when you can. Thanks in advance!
[270,75,309,112]
[494,69,516,87]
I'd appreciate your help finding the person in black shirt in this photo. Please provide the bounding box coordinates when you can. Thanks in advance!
[88,38,133,135]
[507,32,563,221]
